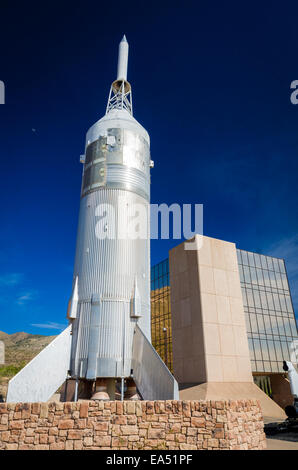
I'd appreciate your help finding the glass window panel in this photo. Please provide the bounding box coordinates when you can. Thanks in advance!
[273,258,280,273]
[260,255,268,270]
[246,289,254,308]
[165,259,169,274]
[269,271,277,289]
[248,338,254,356]
[244,313,251,332]
[263,270,271,288]
[256,361,263,372]
[159,262,163,277]
[273,293,281,311]
[279,259,286,273]
[239,265,244,283]
[236,250,242,265]
[251,361,257,372]
[274,340,283,361]
[260,291,268,309]
[253,339,262,360]
[250,267,258,284]
[290,319,298,337]
[279,294,286,312]
[281,273,289,291]
[271,362,279,372]
[260,339,269,360]
[275,271,283,289]
[266,292,274,310]
[277,317,285,335]
[241,288,248,307]
[267,340,277,361]
[285,296,293,313]
[244,266,251,283]
[264,316,272,335]
[254,253,262,268]
[253,290,261,308]
[257,314,265,334]
[256,268,264,286]
[270,316,279,335]
[248,252,255,266]
[241,251,249,266]
[267,256,274,271]
[281,341,289,360]
[263,362,272,373]
[249,313,258,333]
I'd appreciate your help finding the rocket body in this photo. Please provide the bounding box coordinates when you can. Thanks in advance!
[7,35,178,404]
[69,97,151,379]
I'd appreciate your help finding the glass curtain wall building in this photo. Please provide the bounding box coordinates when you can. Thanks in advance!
[151,251,298,375]
[150,259,173,372]
[237,249,298,374]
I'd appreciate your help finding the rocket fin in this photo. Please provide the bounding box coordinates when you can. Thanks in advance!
[6,326,71,403]
[130,278,142,318]
[68,276,79,320]
[131,325,179,400]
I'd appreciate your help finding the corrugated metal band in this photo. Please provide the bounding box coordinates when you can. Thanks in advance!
[81,164,150,201]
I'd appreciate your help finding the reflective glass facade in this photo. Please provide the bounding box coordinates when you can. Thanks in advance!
[237,249,298,373]
[151,250,298,376]
[150,259,173,372]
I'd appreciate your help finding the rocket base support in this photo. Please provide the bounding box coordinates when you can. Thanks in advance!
[125,378,139,400]
[91,378,115,401]
[106,379,116,400]
[79,379,94,399]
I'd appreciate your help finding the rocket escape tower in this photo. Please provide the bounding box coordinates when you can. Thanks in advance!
[6,36,178,404]
[106,35,133,116]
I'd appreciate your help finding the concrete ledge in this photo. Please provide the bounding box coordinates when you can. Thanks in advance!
[179,382,286,419]
[0,399,266,450]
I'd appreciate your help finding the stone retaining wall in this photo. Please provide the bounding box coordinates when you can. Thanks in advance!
[0,399,266,450]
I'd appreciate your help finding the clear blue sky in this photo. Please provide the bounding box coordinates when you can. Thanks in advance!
[0,0,297,335]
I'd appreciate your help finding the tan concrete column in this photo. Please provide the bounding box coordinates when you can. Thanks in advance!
[169,235,253,385]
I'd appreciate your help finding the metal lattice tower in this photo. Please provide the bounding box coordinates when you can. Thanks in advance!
[106,35,133,115]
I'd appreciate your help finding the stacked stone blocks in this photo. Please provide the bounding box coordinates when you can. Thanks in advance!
[0,399,266,450]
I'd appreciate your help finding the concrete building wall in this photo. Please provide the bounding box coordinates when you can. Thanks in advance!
[169,235,253,385]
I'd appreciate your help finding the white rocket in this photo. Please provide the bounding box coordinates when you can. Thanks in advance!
[7,36,178,403]
[68,35,151,399]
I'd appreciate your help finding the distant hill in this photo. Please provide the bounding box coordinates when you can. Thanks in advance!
[0,330,56,364]
[0,331,56,400]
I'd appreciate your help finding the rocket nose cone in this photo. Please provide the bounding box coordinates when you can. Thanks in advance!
[121,34,128,43]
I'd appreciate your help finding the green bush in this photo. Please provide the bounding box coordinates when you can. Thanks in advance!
[0,362,26,377]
